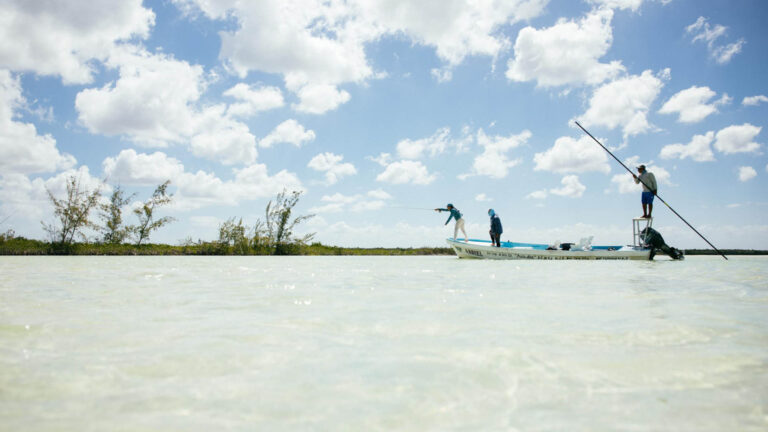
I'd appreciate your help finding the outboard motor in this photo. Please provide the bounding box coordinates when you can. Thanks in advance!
[640,227,684,260]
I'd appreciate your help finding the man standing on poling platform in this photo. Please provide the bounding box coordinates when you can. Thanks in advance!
[633,164,657,218]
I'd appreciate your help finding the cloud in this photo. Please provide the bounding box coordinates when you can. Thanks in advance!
[460,129,530,179]
[0,70,76,174]
[189,104,258,165]
[102,149,185,186]
[76,46,261,165]
[367,189,392,200]
[549,175,586,198]
[396,127,452,160]
[714,123,762,154]
[75,46,203,146]
[0,0,154,84]
[309,190,391,214]
[506,8,625,88]
[307,152,357,185]
[658,86,730,123]
[659,131,716,162]
[533,135,611,174]
[742,95,768,106]
[586,0,643,10]
[171,164,303,211]
[172,0,548,112]
[99,149,302,211]
[686,16,745,64]
[223,83,284,118]
[292,83,351,115]
[475,193,492,202]
[259,119,316,148]
[526,190,548,200]
[576,69,665,140]
[376,160,436,185]
[738,166,756,182]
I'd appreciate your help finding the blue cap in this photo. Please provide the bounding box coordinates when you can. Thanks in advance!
[488,209,495,216]
[446,203,453,208]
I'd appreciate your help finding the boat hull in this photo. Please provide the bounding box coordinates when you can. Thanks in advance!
[446,239,650,260]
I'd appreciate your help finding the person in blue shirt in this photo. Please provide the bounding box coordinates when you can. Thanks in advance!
[435,203,467,242]
[488,209,503,247]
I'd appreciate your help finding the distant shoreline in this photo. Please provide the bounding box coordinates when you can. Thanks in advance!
[1,238,766,256]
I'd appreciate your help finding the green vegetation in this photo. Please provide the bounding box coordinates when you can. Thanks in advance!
[0,234,453,256]
[99,186,135,244]
[132,180,175,246]
[41,175,102,245]
[684,249,768,256]
[0,185,454,255]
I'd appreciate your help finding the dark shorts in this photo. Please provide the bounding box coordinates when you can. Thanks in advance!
[642,191,655,205]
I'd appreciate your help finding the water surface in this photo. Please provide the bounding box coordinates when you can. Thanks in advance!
[1,256,766,431]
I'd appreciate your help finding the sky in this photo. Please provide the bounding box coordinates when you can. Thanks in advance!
[1,0,767,249]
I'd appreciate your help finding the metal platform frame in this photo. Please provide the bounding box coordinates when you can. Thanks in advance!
[632,217,653,247]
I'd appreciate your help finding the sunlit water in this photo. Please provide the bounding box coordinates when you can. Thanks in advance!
[1,256,767,431]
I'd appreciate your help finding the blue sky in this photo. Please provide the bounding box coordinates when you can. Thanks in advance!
[1,0,766,249]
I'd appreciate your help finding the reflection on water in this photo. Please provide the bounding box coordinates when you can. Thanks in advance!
[1,256,767,431]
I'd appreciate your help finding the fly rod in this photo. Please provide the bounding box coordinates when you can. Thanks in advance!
[392,206,435,211]
[574,121,728,260]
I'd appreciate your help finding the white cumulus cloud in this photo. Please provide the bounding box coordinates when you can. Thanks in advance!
[75,46,203,146]
[742,95,768,106]
[224,83,284,118]
[307,152,357,185]
[461,129,530,179]
[172,0,548,112]
[309,190,391,214]
[376,160,436,185]
[659,131,716,162]
[738,166,756,182]
[190,105,258,165]
[76,46,262,165]
[549,175,586,198]
[102,149,185,186]
[714,123,762,154]
[292,83,351,115]
[0,70,75,174]
[658,86,730,123]
[533,135,611,174]
[506,8,625,88]
[259,119,316,148]
[576,69,665,140]
[0,0,155,84]
[587,0,643,10]
[396,127,452,160]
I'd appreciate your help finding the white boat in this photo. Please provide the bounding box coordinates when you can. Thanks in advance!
[445,218,657,260]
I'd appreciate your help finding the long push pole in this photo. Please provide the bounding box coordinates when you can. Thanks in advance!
[574,121,728,260]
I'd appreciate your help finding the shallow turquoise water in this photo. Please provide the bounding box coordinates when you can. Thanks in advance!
[1,256,767,431]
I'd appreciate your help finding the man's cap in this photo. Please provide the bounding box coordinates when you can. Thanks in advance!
[446,203,453,208]
[637,164,646,170]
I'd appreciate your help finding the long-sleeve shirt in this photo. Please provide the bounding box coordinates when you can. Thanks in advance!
[490,214,503,234]
[438,208,462,224]
[635,171,657,192]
